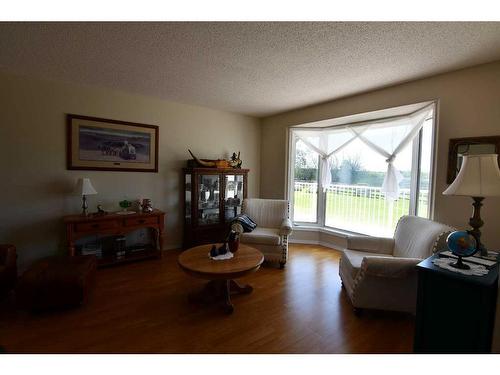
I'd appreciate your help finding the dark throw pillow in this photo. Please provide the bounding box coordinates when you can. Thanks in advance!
[232,214,257,233]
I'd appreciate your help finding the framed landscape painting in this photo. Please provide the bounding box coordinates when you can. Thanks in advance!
[67,114,159,172]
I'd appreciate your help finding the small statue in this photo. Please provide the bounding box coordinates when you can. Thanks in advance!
[141,198,153,213]
[229,151,242,169]
[210,245,218,258]
[95,204,107,216]
[217,242,228,255]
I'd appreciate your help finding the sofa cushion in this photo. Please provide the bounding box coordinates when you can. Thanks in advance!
[341,249,394,280]
[240,227,281,246]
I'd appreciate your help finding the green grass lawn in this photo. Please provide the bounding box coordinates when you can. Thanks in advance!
[294,190,427,235]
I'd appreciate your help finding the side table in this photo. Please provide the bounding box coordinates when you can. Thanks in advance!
[414,254,499,353]
[64,209,165,267]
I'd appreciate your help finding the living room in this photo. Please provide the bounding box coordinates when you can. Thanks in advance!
[1,2,500,374]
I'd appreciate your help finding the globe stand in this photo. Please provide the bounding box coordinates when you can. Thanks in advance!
[450,255,470,270]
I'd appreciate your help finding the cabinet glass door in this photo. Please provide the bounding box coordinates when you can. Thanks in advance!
[198,174,220,225]
[224,174,244,222]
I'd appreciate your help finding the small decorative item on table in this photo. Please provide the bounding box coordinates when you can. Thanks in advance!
[94,204,107,216]
[446,230,477,269]
[208,243,234,260]
[187,149,241,169]
[117,199,135,215]
[141,198,153,213]
[228,230,240,253]
[229,151,242,168]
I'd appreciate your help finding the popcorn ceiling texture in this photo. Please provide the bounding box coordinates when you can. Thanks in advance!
[1,22,499,117]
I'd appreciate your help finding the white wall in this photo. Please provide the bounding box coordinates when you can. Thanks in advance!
[0,70,261,270]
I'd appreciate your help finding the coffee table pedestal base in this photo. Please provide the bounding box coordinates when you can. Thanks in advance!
[189,279,253,314]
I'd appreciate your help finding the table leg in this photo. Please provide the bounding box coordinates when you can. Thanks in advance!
[187,279,252,314]
[229,279,253,294]
[222,280,234,314]
[188,280,218,304]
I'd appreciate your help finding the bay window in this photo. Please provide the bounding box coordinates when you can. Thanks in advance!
[289,102,436,237]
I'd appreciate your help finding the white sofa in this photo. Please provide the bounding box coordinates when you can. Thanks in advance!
[339,215,454,314]
[231,199,292,268]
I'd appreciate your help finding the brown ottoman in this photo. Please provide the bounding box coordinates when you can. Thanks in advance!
[17,255,96,311]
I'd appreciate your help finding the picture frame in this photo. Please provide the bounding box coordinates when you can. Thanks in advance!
[446,135,500,184]
[67,114,159,172]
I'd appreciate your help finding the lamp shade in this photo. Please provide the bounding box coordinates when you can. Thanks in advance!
[443,154,500,197]
[75,178,97,196]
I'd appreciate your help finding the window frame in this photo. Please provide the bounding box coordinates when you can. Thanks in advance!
[287,102,437,236]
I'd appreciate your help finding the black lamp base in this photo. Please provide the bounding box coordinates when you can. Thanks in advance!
[81,195,88,216]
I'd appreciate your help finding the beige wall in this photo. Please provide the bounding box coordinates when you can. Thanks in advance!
[0,70,261,270]
[261,61,500,249]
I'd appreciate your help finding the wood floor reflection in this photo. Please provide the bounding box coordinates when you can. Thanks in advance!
[0,244,414,353]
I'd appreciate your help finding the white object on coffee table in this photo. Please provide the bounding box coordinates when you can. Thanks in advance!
[208,252,234,261]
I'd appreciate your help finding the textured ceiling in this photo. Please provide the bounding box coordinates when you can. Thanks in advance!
[1,22,500,117]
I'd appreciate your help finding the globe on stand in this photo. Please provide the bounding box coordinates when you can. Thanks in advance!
[446,231,478,270]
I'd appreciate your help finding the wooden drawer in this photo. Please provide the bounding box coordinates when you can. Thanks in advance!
[124,216,159,227]
[75,220,118,233]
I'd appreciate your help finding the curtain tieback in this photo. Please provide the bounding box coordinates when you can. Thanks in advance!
[386,155,395,163]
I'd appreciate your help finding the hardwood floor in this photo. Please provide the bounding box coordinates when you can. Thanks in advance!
[0,244,414,353]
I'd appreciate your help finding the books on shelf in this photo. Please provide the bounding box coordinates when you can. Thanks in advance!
[81,243,102,258]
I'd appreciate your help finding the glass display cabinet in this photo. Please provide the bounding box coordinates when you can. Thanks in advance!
[183,167,249,248]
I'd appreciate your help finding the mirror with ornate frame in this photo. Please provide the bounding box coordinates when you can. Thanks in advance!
[447,136,500,184]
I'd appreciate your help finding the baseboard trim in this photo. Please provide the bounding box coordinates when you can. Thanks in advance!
[289,239,343,251]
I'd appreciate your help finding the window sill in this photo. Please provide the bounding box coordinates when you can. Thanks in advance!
[292,225,368,239]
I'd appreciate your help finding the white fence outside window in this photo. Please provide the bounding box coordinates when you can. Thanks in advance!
[293,181,428,237]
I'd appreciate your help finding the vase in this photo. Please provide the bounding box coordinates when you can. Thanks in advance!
[229,238,240,253]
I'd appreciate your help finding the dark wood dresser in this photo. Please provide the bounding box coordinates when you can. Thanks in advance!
[414,254,499,353]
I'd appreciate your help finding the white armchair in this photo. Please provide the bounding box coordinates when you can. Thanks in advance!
[231,198,292,268]
[339,215,454,314]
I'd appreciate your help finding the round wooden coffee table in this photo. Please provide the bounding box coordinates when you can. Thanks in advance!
[178,244,264,314]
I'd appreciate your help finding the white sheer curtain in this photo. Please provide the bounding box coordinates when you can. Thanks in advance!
[295,128,358,190]
[293,104,434,200]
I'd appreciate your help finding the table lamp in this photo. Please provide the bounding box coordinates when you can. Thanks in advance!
[443,154,500,256]
[75,178,97,216]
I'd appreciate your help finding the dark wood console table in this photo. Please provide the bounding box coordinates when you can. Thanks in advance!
[64,209,165,267]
